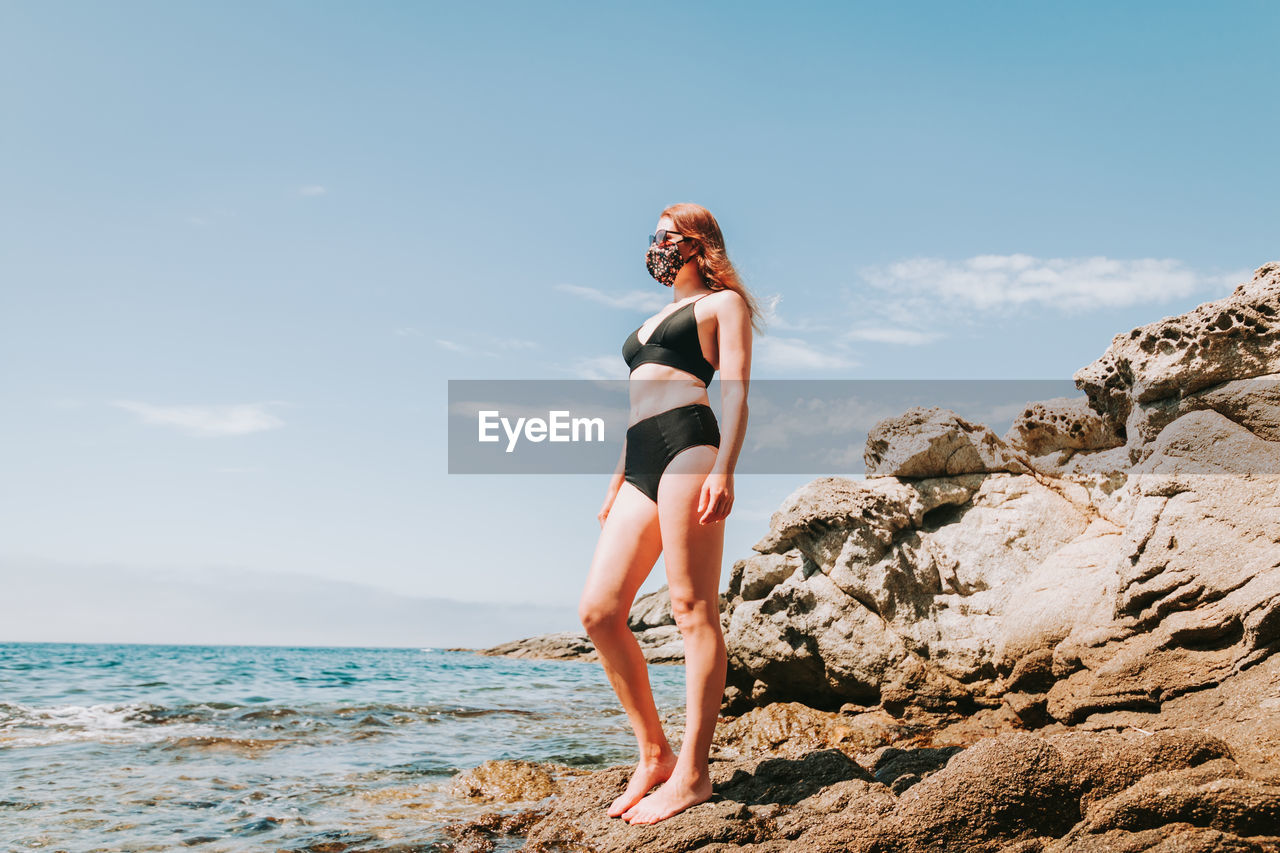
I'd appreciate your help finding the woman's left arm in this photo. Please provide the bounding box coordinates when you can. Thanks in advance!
[699,294,752,524]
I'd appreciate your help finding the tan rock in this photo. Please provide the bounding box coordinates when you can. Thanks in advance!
[865,406,1030,478]
[1074,262,1280,442]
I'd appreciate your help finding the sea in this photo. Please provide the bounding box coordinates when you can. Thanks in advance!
[0,642,690,852]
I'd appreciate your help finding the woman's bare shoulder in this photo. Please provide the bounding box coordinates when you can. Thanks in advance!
[705,288,749,318]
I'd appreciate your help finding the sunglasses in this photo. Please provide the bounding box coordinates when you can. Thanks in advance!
[648,229,687,246]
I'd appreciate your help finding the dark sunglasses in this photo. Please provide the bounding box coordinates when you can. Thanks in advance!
[648,229,687,246]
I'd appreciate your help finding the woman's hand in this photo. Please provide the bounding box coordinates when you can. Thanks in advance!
[698,472,733,524]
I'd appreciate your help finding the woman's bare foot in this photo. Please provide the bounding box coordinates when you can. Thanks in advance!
[607,753,679,818]
[621,770,714,824]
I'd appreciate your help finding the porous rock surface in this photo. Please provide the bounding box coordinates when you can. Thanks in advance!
[443,723,1280,852]
[455,263,1280,852]
[865,406,1031,478]
[1074,260,1280,460]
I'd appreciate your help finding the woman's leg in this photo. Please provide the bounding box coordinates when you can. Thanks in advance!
[579,480,675,817]
[622,443,726,825]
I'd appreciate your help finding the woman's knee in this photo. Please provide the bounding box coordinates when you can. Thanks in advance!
[578,599,629,634]
[669,594,720,633]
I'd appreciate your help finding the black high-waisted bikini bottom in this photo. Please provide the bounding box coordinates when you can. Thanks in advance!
[623,403,721,504]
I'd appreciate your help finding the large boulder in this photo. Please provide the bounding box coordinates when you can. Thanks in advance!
[1045,409,1280,726]
[1074,261,1280,456]
[723,471,1091,714]
[864,406,1030,478]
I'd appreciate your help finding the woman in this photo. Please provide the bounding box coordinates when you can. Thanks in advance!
[578,203,761,825]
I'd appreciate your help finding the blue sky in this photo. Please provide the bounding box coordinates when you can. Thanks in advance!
[1,1,1276,647]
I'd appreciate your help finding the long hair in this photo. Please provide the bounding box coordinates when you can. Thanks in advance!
[662,202,766,336]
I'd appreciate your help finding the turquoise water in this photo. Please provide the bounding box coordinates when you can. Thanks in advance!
[0,642,689,851]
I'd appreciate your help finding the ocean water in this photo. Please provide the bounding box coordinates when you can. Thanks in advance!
[0,642,689,852]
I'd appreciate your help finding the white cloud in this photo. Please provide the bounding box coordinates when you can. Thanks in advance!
[756,337,859,372]
[1212,268,1258,290]
[860,254,1222,313]
[555,283,666,312]
[185,206,234,226]
[844,327,941,346]
[494,338,538,350]
[566,354,631,381]
[744,394,900,453]
[112,401,286,437]
[435,338,476,354]
[298,185,328,197]
[759,292,830,334]
[435,336,533,358]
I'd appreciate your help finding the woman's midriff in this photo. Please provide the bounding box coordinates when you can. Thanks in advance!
[627,368,711,425]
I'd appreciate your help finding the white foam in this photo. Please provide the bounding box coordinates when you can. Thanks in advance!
[0,701,223,748]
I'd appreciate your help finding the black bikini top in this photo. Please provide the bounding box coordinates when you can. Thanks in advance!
[622,294,716,386]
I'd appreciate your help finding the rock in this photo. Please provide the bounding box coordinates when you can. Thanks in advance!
[864,732,1080,850]
[457,727,1276,853]
[1006,649,1057,694]
[478,629,598,662]
[1044,728,1237,813]
[1117,372,1280,463]
[480,585,687,664]
[1005,691,1051,728]
[1045,825,1280,853]
[1005,396,1124,458]
[1046,410,1280,726]
[724,470,1090,713]
[713,701,908,761]
[994,519,1124,671]
[442,807,551,851]
[448,759,585,802]
[1181,373,1280,443]
[1074,262,1280,446]
[926,703,1028,747]
[1112,377,1280,469]
[628,587,674,631]
[865,744,964,794]
[1049,762,1280,849]
[864,406,1031,478]
[1044,444,1134,524]
[517,748,874,853]
[727,551,805,602]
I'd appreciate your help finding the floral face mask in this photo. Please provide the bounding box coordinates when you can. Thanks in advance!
[645,240,694,286]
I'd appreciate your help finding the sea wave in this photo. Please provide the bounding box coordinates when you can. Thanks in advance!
[0,698,552,748]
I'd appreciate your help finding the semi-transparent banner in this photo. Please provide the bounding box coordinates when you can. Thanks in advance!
[447,379,1091,475]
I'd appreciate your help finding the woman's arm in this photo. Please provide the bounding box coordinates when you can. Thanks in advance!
[699,293,751,523]
[712,293,751,478]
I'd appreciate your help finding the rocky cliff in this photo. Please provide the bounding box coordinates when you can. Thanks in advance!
[456,262,1280,852]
